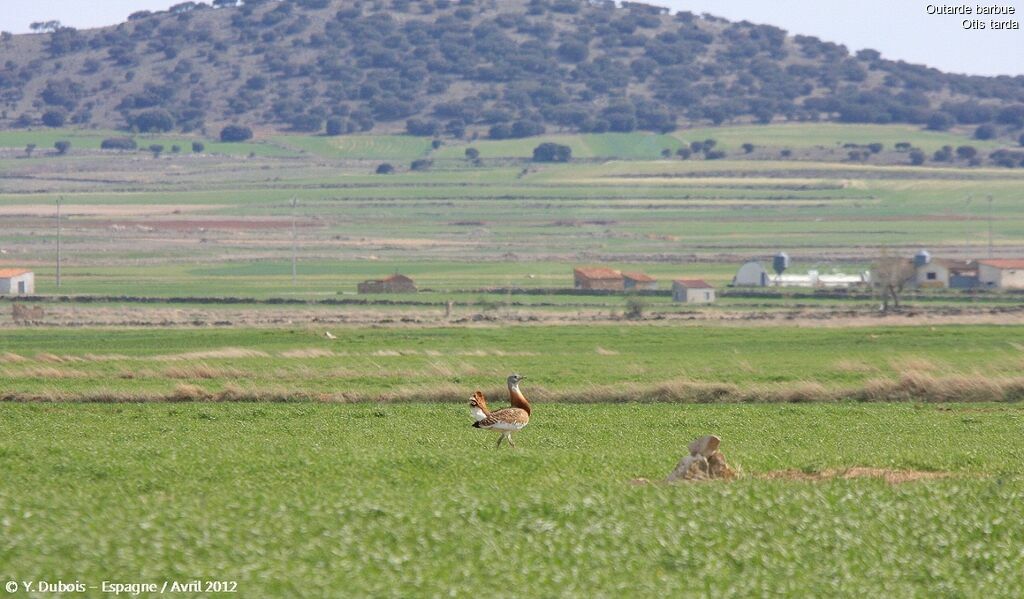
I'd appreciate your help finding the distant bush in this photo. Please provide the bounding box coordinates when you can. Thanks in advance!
[132,110,174,133]
[149,144,164,158]
[406,119,438,136]
[42,109,67,127]
[675,147,691,159]
[289,114,323,132]
[54,140,70,155]
[532,142,572,162]
[867,143,883,154]
[101,137,137,151]
[220,125,253,142]
[191,141,204,153]
[956,145,977,160]
[933,146,953,162]
[410,159,432,171]
[325,118,344,136]
[376,163,395,174]
[909,149,926,165]
[974,124,996,140]
[926,113,954,131]
[464,147,479,160]
[741,143,755,154]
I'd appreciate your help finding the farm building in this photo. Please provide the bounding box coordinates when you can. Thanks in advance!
[978,259,1024,289]
[357,274,416,294]
[773,271,869,288]
[0,269,34,295]
[912,251,978,289]
[732,260,865,288]
[672,279,715,303]
[732,261,770,287]
[622,272,658,290]
[573,267,624,290]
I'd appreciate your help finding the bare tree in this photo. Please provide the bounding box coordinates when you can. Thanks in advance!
[871,251,915,312]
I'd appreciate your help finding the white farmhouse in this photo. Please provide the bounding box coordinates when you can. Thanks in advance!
[978,260,1024,289]
[0,269,34,295]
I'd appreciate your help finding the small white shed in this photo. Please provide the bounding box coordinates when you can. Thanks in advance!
[0,269,34,295]
[673,279,715,304]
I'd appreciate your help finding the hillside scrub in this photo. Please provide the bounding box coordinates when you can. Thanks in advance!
[0,1,1021,139]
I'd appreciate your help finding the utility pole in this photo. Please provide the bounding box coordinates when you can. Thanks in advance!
[291,197,298,286]
[56,196,62,288]
[987,195,994,258]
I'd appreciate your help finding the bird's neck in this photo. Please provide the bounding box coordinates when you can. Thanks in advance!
[508,384,531,415]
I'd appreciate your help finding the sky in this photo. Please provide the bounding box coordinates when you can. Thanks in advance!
[1,0,1021,76]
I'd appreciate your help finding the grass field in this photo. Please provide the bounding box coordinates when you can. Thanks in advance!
[2,402,1022,596]
[3,324,1024,402]
[2,125,1023,281]
[3,122,1024,595]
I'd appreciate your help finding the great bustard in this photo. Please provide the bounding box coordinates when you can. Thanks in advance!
[470,374,531,448]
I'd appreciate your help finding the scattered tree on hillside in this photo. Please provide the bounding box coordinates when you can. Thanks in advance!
[909,149,926,165]
[53,140,70,155]
[42,109,67,127]
[325,117,344,136]
[926,113,954,131]
[741,143,755,154]
[220,125,253,142]
[974,124,996,140]
[532,142,571,163]
[149,144,164,158]
[29,21,61,33]
[375,163,395,174]
[191,141,204,153]
[24,144,36,158]
[410,158,432,171]
[956,146,977,160]
[464,147,479,160]
[132,110,174,133]
[933,145,954,162]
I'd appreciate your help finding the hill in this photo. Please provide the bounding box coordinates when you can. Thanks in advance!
[1,0,1023,143]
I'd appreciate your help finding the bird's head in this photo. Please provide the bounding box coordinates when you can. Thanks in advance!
[507,373,525,389]
[469,390,489,410]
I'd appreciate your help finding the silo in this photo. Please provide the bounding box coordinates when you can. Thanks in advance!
[772,252,790,276]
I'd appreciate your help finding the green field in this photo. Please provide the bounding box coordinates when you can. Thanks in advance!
[2,401,1022,596]
[3,324,1023,402]
[3,122,1024,595]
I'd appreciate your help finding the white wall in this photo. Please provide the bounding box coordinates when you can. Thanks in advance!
[0,273,34,294]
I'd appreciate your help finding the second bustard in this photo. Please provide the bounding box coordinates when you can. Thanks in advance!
[471,374,531,448]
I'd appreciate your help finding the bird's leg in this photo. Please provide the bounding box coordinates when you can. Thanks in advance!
[507,434,516,448]
[496,433,504,449]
